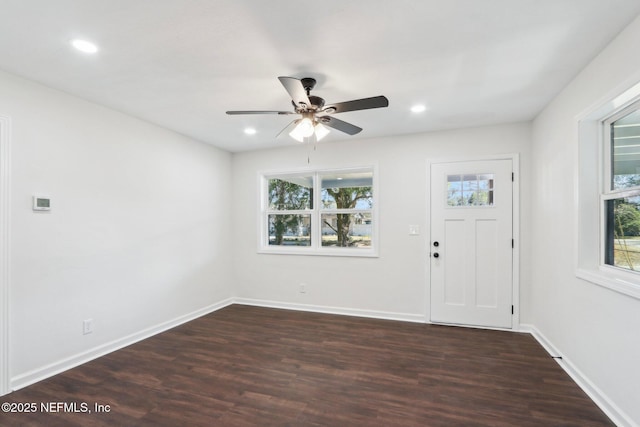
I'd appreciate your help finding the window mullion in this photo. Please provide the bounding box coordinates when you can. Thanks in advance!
[313,172,320,250]
[323,209,373,213]
[266,209,312,215]
[601,190,640,202]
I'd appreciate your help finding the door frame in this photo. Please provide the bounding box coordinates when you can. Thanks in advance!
[0,115,10,395]
[426,153,520,330]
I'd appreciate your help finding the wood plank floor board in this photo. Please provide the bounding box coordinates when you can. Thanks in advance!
[0,305,614,426]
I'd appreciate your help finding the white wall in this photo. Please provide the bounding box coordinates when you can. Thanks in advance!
[0,70,233,387]
[232,123,532,321]
[531,15,640,426]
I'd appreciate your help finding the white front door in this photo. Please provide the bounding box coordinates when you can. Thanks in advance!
[430,159,513,329]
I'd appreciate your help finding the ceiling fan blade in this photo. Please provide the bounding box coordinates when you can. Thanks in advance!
[226,110,293,115]
[318,116,362,135]
[278,77,312,109]
[322,95,389,114]
[275,120,298,138]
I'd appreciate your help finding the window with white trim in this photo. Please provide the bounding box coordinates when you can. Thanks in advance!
[576,81,640,300]
[603,102,640,271]
[261,167,377,256]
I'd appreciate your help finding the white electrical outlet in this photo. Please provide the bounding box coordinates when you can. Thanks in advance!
[83,319,93,335]
[409,225,420,235]
[299,283,307,294]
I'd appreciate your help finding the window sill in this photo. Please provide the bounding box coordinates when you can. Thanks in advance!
[258,247,379,258]
[576,267,640,300]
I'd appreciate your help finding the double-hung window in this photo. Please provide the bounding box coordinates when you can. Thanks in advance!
[261,167,377,256]
[577,82,640,300]
[603,102,640,271]
[265,173,313,247]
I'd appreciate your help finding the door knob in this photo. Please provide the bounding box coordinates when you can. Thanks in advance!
[433,252,439,258]
[433,241,439,247]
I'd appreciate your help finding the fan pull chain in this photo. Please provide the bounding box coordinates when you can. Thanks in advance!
[303,133,318,164]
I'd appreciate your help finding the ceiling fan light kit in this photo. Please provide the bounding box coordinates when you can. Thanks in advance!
[226,76,389,143]
[313,122,330,140]
[289,117,315,141]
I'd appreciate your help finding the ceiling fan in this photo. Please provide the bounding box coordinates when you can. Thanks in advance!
[226,76,389,142]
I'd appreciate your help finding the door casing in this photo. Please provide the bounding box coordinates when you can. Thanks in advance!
[0,115,11,396]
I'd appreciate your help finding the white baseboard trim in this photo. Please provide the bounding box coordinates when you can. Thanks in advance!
[520,323,636,427]
[234,298,426,324]
[10,297,234,392]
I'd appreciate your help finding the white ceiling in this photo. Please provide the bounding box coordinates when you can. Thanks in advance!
[1,1,639,152]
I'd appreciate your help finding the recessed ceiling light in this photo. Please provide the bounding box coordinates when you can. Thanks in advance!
[71,39,98,54]
[411,104,427,113]
[244,128,257,135]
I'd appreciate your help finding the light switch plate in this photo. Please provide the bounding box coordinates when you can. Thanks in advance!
[409,225,420,235]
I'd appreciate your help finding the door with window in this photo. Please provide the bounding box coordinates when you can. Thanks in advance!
[430,159,513,329]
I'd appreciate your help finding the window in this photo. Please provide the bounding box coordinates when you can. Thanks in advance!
[603,104,640,271]
[447,174,494,207]
[266,174,313,247]
[577,81,640,300]
[261,167,376,256]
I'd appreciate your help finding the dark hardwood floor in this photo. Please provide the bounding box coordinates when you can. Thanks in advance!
[1,305,613,426]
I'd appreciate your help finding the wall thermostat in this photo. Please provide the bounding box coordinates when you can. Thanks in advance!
[32,196,51,211]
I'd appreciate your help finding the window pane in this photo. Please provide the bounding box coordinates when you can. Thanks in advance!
[268,175,313,210]
[321,213,372,247]
[605,197,640,271]
[612,109,640,190]
[447,175,463,206]
[268,214,311,246]
[321,171,373,209]
[447,174,494,206]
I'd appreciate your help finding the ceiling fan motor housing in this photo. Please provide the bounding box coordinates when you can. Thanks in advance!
[290,77,325,111]
[291,95,325,111]
[309,96,325,109]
